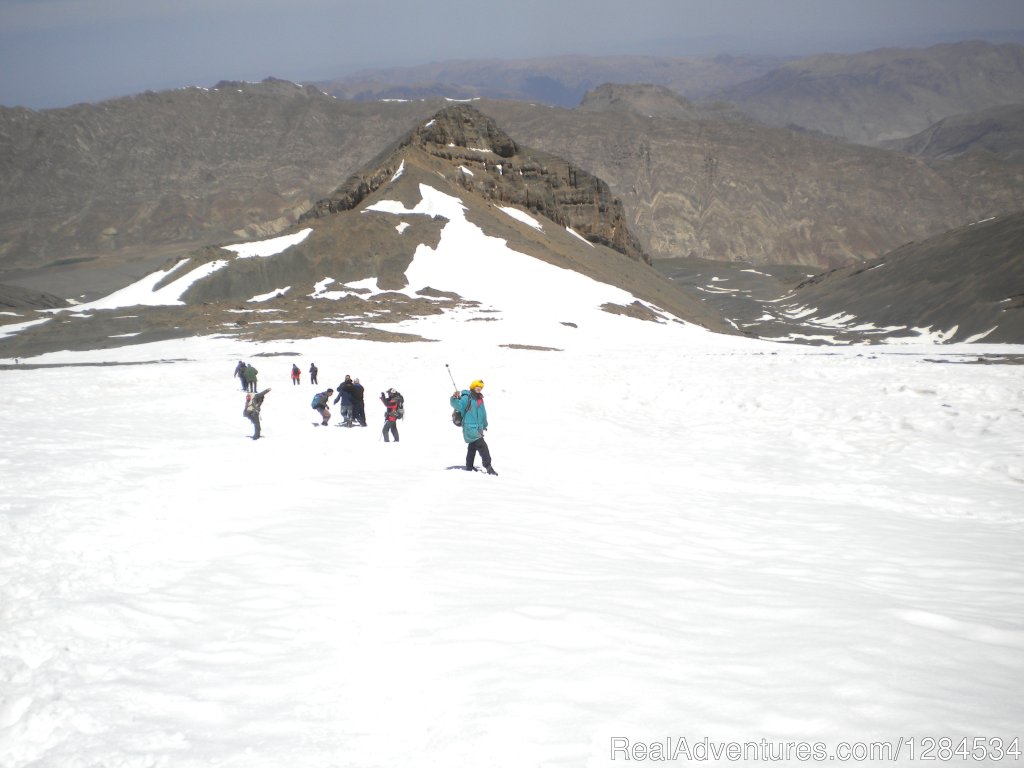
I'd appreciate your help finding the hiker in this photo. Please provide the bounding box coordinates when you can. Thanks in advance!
[309,362,318,385]
[234,361,247,391]
[380,388,403,442]
[243,363,259,393]
[334,375,356,427]
[243,388,271,440]
[351,377,367,426]
[291,364,301,385]
[451,379,497,474]
[312,388,334,426]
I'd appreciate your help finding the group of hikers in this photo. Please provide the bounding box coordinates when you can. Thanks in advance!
[290,362,319,385]
[237,361,496,474]
[310,375,374,430]
[233,361,261,393]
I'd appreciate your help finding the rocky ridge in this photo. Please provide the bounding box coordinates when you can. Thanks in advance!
[300,104,647,264]
[482,91,1024,269]
[881,103,1024,164]
[0,80,443,273]
[765,212,1024,344]
[710,41,1024,146]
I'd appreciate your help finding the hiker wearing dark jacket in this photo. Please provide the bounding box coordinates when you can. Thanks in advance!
[352,377,367,426]
[234,361,247,391]
[381,388,402,442]
[334,375,356,426]
[312,388,334,426]
[450,379,496,474]
[309,363,318,385]
[243,388,271,440]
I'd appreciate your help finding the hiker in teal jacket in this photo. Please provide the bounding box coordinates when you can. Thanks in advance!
[451,379,497,475]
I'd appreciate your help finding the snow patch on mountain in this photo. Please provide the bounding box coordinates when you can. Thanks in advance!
[223,228,312,259]
[499,206,543,231]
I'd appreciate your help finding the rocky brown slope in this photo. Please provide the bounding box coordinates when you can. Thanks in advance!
[881,103,1024,164]
[0,283,66,310]
[482,86,1024,269]
[710,41,1024,146]
[772,211,1024,344]
[0,80,442,272]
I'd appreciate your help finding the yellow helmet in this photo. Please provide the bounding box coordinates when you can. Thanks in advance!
[470,379,484,390]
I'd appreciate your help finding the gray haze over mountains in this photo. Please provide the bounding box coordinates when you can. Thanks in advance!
[2,0,1024,110]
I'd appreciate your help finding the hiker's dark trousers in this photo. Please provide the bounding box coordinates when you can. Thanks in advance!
[383,421,399,442]
[466,437,491,469]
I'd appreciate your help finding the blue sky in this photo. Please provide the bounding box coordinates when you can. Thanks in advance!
[2,0,1024,109]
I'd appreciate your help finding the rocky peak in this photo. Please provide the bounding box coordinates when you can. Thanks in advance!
[210,76,327,99]
[301,104,649,263]
[416,103,519,157]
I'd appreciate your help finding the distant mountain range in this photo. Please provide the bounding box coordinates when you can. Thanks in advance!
[881,103,1024,164]
[312,53,789,107]
[315,42,1024,147]
[710,42,1024,145]
[2,77,1022,282]
[1,41,1023,346]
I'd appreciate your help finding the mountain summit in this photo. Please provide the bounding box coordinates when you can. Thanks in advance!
[177,103,697,313]
[301,104,648,264]
[0,105,728,357]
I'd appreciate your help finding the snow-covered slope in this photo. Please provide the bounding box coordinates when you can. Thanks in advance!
[2,212,1023,767]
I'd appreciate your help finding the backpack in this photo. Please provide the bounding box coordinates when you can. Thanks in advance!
[451,393,467,427]
[311,392,327,410]
[393,392,405,419]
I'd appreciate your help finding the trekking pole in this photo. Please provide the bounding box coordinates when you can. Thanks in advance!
[445,363,458,391]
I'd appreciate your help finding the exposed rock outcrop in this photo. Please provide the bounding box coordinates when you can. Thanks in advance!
[300,104,649,264]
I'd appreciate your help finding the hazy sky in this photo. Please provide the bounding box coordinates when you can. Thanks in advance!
[2,0,1023,109]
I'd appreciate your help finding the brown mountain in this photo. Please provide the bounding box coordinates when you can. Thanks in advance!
[2,78,1023,297]
[314,44,1024,149]
[0,104,729,358]
[0,283,66,310]
[482,85,1024,268]
[298,104,646,263]
[710,41,1024,145]
[184,103,660,304]
[0,79,443,282]
[881,103,1024,164]
[763,212,1024,344]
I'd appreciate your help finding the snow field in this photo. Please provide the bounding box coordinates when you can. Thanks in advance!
[1,332,1023,767]
[1,181,1023,766]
